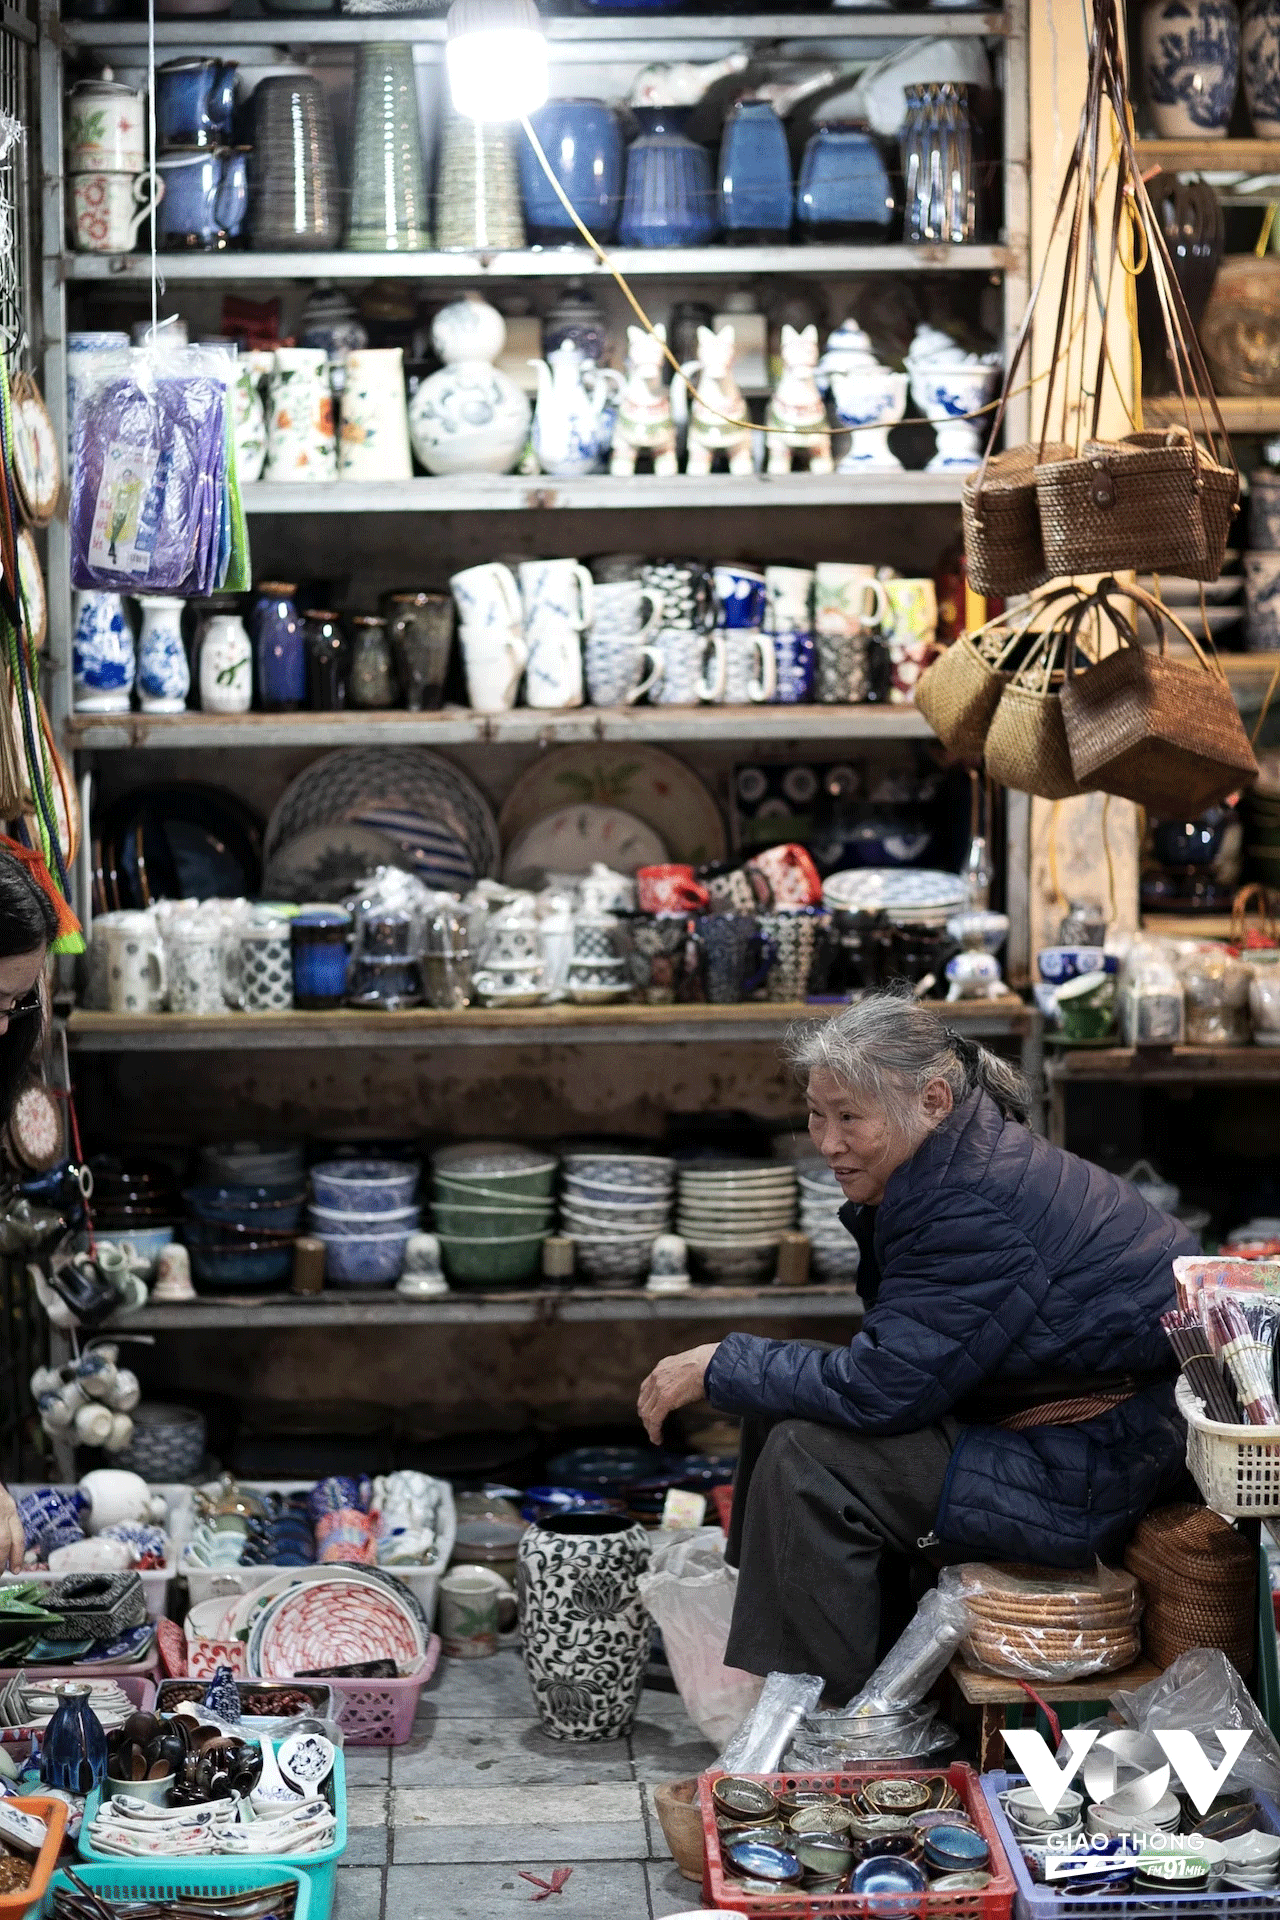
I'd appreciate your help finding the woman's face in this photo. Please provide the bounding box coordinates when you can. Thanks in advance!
[806,1067,916,1206]
[0,945,45,1034]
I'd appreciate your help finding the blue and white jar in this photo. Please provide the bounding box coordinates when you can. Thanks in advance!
[136,597,190,714]
[1141,0,1240,136]
[1244,0,1280,131]
[73,590,133,713]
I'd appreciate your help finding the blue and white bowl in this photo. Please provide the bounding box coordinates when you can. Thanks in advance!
[318,1226,413,1286]
[311,1159,419,1213]
[1037,945,1117,984]
[309,1201,420,1239]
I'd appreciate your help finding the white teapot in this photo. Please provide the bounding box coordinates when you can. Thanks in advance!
[79,1467,167,1534]
[530,342,621,478]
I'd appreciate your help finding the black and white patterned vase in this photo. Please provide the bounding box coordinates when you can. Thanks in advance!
[516,1513,652,1742]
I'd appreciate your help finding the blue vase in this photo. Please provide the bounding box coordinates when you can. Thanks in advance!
[719,100,792,240]
[520,100,623,243]
[619,108,718,247]
[72,590,133,713]
[252,583,305,710]
[40,1681,107,1793]
[796,124,898,242]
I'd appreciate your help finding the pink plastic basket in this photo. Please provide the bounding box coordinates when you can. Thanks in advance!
[0,1670,155,1728]
[326,1635,439,1746]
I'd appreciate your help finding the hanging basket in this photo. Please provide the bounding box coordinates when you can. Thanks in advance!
[1036,432,1236,581]
[984,624,1085,800]
[915,585,1087,759]
[961,443,1073,596]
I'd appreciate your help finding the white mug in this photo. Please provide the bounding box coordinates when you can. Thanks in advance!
[591,581,662,642]
[525,620,585,709]
[721,631,776,704]
[163,923,235,1015]
[462,624,527,712]
[813,562,888,639]
[519,558,594,636]
[338,348,413,483]
[451,562,522,635]
[438,1564,518,1658]
[70,171,162,254]
[653,629,725,706]
[764,564,816,634]
[240,924,294,1012]
[101,915,166,1015]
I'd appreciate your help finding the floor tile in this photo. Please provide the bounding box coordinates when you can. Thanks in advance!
[395,1783,642,1828]
[629,1716,718,1785]
[640,1786,673,1861]
[341,1828,390,1867]
[392,1717,633,1788]
[343,1748,391,1786]
[392,1822,649,1866]
[386,1859,651,1920]
[345,1787,389,1828]
[333,1866,384,1920]
[647,1859,703,1917]
[418,1651,535,1720]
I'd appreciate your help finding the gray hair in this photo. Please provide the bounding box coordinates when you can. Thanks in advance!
[786,992,1032,1133]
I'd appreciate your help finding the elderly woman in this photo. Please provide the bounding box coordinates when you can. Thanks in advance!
[637,994,1192,1703]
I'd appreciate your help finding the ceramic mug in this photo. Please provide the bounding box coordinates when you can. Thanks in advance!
[746,842,823,908]
[591,580,661,642]
[764,564,815,635]
[101,915,166,1015]
[880,576,938,642]
[155,147,247,250]
[636,865,710,914]
[240,924,294,1012]
[770,629,817,704]
[519,558,594,636]
[759,906,829,1003]
[816,631,871,705]
[696,911,775,1005]
[525,620,585,710]
[652,629,725,705]
[338,347,413,482]
[713,564,767,630]
[70,171,162,254]
[67,77,147,172]
[438,1565,518,1659]
[263,347,337,483]
[814,562,888,638]
[585,631,662,707]
[721,632,776,704]
[451,562,522,635]
[462,624,527,712]
[163,923,234,1015]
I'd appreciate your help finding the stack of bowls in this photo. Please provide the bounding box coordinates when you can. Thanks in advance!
[433,1143,556,1288]
[308,1158,420,1287]
[561,1152,675,1289]
[677,1159,796,1285]
[198,1141,306,1189]
[90,1156,181,1273]
[182,1180,304,1292]
[797,1162,861,1284]
[1221,1830,1280,1891]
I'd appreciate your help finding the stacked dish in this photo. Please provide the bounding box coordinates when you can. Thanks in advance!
[956,1562,1143,1681]
[561,1151,675,1289]
[90,1156,179,1273]
[797,1162,861,1284]
[823,867,968,926]
[1221,1830,1280,1890]
[198,1142,306,1189]
[677,1159,796,1285]
[308,1159,420,1287]
[433,1142,556,1288]
[184,1180,303,1292]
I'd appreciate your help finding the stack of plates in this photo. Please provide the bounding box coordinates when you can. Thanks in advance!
[561,1152,675,1289]
[798,1163,861,1284]
[823,868,968,926]
[202,1564,430,1678]
[677,1160,797,1286]
[1221,1830,1280,1890]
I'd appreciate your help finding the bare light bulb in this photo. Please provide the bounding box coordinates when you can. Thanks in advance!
[446,0,549,122]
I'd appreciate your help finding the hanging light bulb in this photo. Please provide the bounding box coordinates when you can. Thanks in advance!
[445,0,549,122]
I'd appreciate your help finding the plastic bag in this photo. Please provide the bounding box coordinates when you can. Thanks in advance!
[1111,1647,1280,1797]
[716,1670,823,1775]
[942,1561,1142,1681]
[789,1704,956,1767]
[847,1584,973,1711]
[637,1527,762,1744]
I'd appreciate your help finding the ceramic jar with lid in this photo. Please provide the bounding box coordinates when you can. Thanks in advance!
[408,296,531,477]
[67,70,146,172]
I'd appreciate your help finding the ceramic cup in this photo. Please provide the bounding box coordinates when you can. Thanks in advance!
[816,631,871,704]
[240,922,294,1012]
[519,558,594,636]
[746,842,823,908]
[591,580,662,641]
[462,624,527,712]
[163,923,234,1015]
[636,865,710,914]
[525,620,585,710]
[713,563,767,630]
[721,631,776,704]
[629,913,696,1003]
[764,564,815,635]
[70,171,161,254]
[814,562,887,638]
[451,561,522,635]
[641,560,714,632]
[383,591,453,712]
[101,915,166,1014]
[585,631,662,707]
[155,147,246,250]
[759,906,830,1003]
[770,629,817,704]
[696,911,775,1005]
[881,576,938,643]
[652,629,725,705]
[438,1565,518,1658]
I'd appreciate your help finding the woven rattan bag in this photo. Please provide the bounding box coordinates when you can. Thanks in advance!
[962,443,1074,597]
[914,586,1086,760]
[984,617,1087,801]
[1061,579,1258,816]
[1036,431,1235,581]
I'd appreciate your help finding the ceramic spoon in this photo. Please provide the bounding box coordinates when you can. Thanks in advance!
[249,1735,301,1817]
[277,1730,334,1797]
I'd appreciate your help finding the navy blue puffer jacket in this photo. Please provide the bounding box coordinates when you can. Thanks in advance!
[704,1088,1195,1566]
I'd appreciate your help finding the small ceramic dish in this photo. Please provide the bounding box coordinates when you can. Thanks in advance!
[923,1823,990,1872]
[851,1855,927,1894]
[711,1776,778,1823]
[724,1839,802,1883]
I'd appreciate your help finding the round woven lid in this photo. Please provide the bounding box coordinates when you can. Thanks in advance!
[1128,1504,1255,1575]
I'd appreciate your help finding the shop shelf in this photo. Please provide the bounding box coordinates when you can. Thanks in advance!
[238,474,968,513]
[1133,138,1280,173]
[39,1864,311,1920]
[1143,397,1280,434]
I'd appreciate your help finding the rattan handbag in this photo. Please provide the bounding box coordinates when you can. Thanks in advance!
[983,610,1088,800]
[914,586,1086,759]
[1060,578,1258,816]
[962,443,1074,597]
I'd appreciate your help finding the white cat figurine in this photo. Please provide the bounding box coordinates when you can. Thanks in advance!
[610,325,678,477]
[766,323,834,475]
[679,324,755,478]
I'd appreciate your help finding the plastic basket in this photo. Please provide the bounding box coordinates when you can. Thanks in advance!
[0,1798,67,1920]
[7,1481,196,1621]
[77,1749,346,1920]
[38,1862,311,1920]
[981,1772,1280,1919]
[1176,1376,1280,1517]
[0,1670,154,1732]
[699,1764,1015,1918]
[328,1630,439,1745]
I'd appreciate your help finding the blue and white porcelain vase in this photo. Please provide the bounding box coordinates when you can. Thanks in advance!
[516,1513,651,1742]
[1244,0,1280,131]
[136,597,189,714]
[41,1681,107,1793]
[1141,0,1240,136]
[73,590,133,713]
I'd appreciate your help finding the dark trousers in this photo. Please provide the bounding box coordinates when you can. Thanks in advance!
[724,1412,961,1705]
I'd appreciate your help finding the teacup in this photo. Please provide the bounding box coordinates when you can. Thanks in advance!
[652,629,725,705]
[713,564,767,630]
[814,562,887,639]
[721,632,775,704]
[451,561,522,634]
[636,865,710,915]
[519,558,593,636]
[70,171,162,254]
[462,624,527,712]
[746,843,823,908]
[585,631,662,707]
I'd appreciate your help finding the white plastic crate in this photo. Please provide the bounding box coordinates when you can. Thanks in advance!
[5,1481,197,1619]
[1176,1376,1280,1517]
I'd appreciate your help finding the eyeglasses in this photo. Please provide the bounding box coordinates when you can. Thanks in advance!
[0,991,40,1022]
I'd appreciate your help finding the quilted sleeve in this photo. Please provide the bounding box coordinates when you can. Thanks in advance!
[703,1189,1050,1433]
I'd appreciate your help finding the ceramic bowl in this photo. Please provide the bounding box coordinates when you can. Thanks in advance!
[316,1226,413,1286]
[684,1235,780,1285]
[310,1159,419,1212]
[561,1215,663,1241]
[563,1174,675,1207]
[434,1144,558,1198]
[309,1202,421,1238]
[437,1229,547,1286]
[568,1233,656,1287]
[435,1200,556,1237]
[185,1186,306,1231]
[561,1153,675,1187]
[189,1240,294,1289]
[1036,946,1114,983]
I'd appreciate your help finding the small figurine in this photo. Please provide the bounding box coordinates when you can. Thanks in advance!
[610,325,677,477]
[766,324,834,475]
[679,324,754,477]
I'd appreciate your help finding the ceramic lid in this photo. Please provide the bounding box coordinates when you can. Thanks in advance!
[71,67,140,97]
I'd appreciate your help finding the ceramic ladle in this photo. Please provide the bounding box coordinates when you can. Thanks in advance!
[278,1730,335,1797]
[248,1735,301,1817]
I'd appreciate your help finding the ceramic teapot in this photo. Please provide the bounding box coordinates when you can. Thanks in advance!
[529,342,622,478]
[67,69,146,174]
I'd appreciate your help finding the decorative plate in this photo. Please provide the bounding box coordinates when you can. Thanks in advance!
[10,376,60,529]
[17,530,46,652]
[265,747,500,880]
[256,1576,424,1679]
[497,743,726,867]
[350,806,476,893]
[262,823,408,904]
[5,1081,64,1174]
[502,804,667,886]
[821,867,968,913]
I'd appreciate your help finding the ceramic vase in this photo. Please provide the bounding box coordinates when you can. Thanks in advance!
[718,99,792,239]
[232,355,268,483]
[796,125,897,240]
[253,583,305,709]
[619,109,718,247]
[349,616,397,708]
[1244,0,1280,130]
[73,590,133,712]
[199,610,253,713]
[347,43,431,251]
[409,299,530,476]
[41,1682,108,1792]
[338,348,413,481]
[519,99,623,243]
[1142,0,1240,135]
[250,74,340,249]
[136,596,189,713]
[263,347,337,483]
[516,1513,651,1742]
[384,591,453,711]
[436,112,525,252]
[305,610,349,709]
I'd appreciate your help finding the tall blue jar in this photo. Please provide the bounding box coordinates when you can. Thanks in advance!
[41,1682,107,1793]
[252,581,305,711]
[718,99,792,240]
[519,100,623,244]
[796,124,898,242]
[619,108,718,247]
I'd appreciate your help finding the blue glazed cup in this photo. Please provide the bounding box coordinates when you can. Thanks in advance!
[291,910,351,1009]
[770,630,817,704]
[156,147,248,251]
[713,565,767,630]
[156,58,238,152]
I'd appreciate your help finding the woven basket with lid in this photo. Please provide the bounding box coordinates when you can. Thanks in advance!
[1124,1502,1256,1676]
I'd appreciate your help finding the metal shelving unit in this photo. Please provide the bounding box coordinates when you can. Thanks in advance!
[240,472,966,514]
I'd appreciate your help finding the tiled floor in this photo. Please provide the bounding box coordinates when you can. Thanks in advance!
[335,1649,717,1920]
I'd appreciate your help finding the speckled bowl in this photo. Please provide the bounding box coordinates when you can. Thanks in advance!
[316,1225,413,1286]
[310,1160,419,1213]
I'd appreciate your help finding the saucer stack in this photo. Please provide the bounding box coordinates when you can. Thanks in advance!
[561,1151,675,1288]
[677,1159,796,1286]
[797,1162,861,1284]
[1221,1830,1280,1891]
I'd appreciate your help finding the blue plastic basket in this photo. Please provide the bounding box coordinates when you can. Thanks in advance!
[981,1771,1280,1919]
[39,1864,311,1920]
[76,1750,345,1920]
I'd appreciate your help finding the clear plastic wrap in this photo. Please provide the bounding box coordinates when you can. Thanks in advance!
[716,1669,824,1775]
[846,1584,973,1711]
[788,1703,957,1767]
[1179,944,1253,1048]
[1111,1647,1280,1797]
[942,1561,1143,1681]
[637,1527,763,1745]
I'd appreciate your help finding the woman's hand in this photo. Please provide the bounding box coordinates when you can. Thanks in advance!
[638,1343,720,1445]
[0,1483,24,1573]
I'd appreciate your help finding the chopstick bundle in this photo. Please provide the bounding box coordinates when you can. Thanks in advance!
[1162,1309,1243,1424]
[1206,1300,1280,1426]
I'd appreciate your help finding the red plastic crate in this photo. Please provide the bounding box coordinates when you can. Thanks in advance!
[699,1763,1016,1919]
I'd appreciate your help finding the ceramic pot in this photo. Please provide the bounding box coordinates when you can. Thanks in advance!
[136,595,189,713]
[69,171,160,253]
[409,362,530,476]
[73,590,133,711]
[199,609,253,713]
[1244,0,1280,130]
[619,108,718,247]
[156,147,246,250]
[253,582,305,709]
[347,42,430,251]
[41,1682,108,1793]
[102,914,166,1013]
[383,591,453,712]
[519,99,622,243]
[232,353,268,482]
[718,99,792,239]
[291,908,350,1008]
[156,57,237,152]
[436,112,525,251]
[516,1513,651,1742]
[1142,0,1240,135]
[67,71,146,172]
[250,74,340,248]
[263,347,337,482]
[304,610,349,710]
[338,347,413,481]
[796,124,898,240]
[349,616,398,708]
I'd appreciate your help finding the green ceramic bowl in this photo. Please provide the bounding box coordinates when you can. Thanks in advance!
[433,1161,557,1201]
[1056,969,1116,1042]
[434,1199,556,1237]
[437,1229,548,1286]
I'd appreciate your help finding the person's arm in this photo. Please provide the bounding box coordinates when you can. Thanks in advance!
[704,1191,1049,1433]
[0,1483,23,1572]
[638,1342,719,1444]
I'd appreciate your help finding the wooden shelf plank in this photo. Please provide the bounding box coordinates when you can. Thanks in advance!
[948,1654,1164,1705]
[1135,138,1280,172]
[1045,1045,1280,1081]
[1144,395,1280,433]
[239,473,966,514]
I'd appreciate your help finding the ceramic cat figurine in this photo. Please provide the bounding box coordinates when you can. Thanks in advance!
[680,324,754,477]
[766,324,834,474]
[610,324,678,477]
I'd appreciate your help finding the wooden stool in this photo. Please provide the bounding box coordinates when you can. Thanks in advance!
[945,1655,1166,1770]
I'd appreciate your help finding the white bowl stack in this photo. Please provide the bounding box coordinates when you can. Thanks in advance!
[797,1163,861,1285]
[677,1160,796,1286]
[560,1152,676,1289]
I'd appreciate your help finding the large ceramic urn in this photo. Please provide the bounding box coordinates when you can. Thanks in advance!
[516,1512,652,1741]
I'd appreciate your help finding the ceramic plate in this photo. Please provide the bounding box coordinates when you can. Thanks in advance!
[11,380,60,529]
[822,867,967,913]
[350,806,476,893]
[265,746,500,879]
[497,743,727,867]
[256,1576,424,1679]
[262,823,408,903]
[502,804,668,885]
[18,529,46,652]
